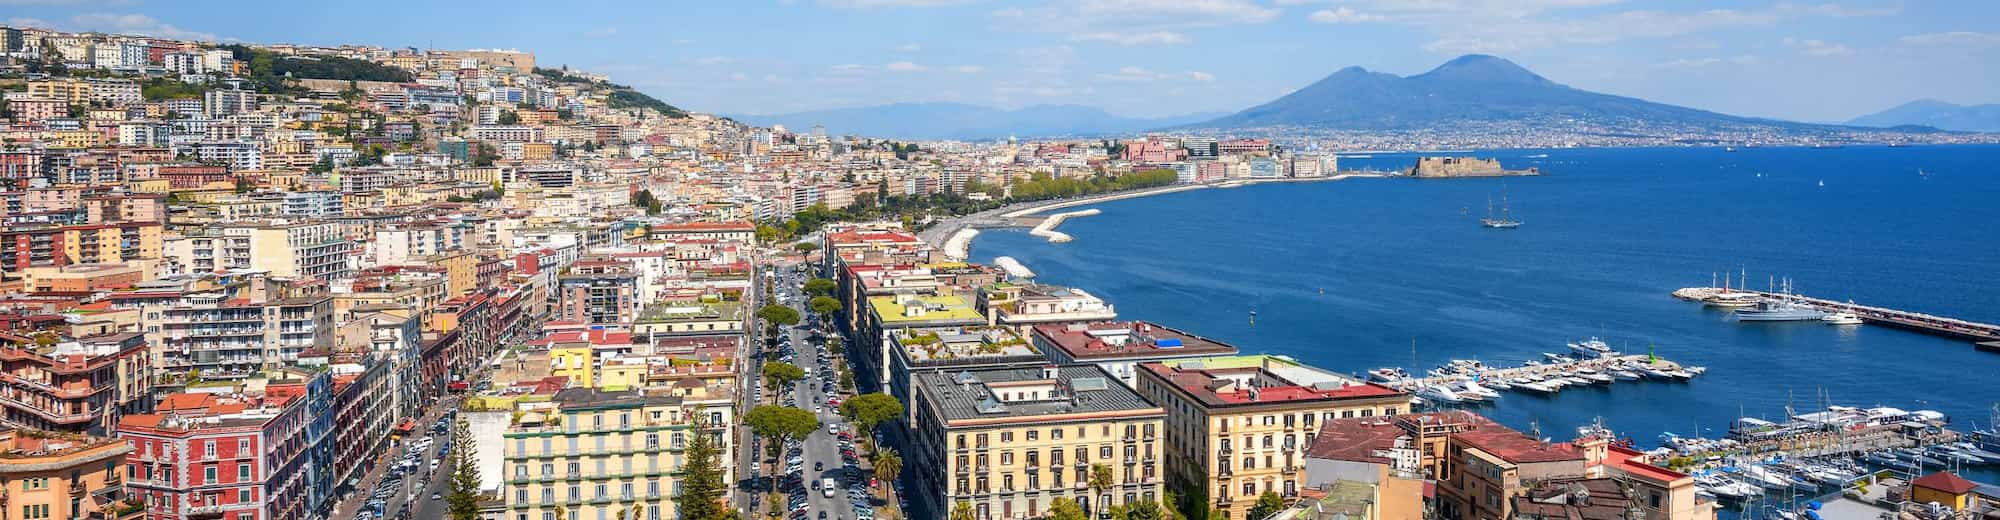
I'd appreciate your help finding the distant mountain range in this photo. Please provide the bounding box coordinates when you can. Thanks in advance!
[734,102,1225,140]
[1193,54,1792,131]
[1846,99,2000,132]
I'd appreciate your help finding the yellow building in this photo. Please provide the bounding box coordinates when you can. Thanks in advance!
[549,344,595,388]
[502,388,733,520]
[61,223,163,266]
[0,428,140,520]
[1135,355,1409,520]
[631,298,744,337]
[28,78,92,104]
[908,365,1167,520]
[425,251,479,297]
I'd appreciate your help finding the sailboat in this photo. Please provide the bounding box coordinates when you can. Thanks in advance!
[1481,186,1522,229]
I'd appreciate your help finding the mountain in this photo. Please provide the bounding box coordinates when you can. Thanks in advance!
[1196,54,1786,130]
[1847,99,2000,132]
[735,102,1225,140]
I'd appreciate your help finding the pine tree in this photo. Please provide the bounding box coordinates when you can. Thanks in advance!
[446,418,483,520]
[674,431,730,520]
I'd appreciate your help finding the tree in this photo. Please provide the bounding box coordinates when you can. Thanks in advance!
[743,405,818,457]
[802,278,837,297]
[1051,498,1088,520]
[1089,463,1115,512]
[673,432,730,520]
[808,296,841,317]
[497,109,520,125]
[1112,500,1166,520]
[1247,491,1285,520]
[445,418,482,520]
[760,362,805,392]
[792,242,819,254]
[838,393,904,438]
[871,447,902,494]
[756,305,800,330]
[950,501,976,520]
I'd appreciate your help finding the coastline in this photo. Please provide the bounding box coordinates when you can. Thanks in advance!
[930,173,1384,260]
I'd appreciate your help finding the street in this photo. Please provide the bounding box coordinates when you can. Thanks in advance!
[331,395,460,520]
[763,264,886,520]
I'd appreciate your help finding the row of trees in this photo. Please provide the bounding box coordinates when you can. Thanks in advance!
[1007,168,1180,202]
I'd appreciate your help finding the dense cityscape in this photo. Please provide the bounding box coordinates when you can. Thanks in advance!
[0,15,1997,520]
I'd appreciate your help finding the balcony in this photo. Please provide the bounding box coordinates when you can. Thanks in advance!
[185,502,257,515]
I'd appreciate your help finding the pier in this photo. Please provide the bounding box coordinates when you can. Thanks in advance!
[1390,353,1702,404]
[1674,287,2000,344]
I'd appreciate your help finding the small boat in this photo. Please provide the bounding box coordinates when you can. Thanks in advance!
[1822,312,1862,325]
[1609,369,1643,380]
[1639,365,1675,380]
[1683,366,1707,376]
[1578,372,1615,385]
[1542,352,1569,362]
[1665,369,1695,381]
[1458,381,1501,400]
[1416,385,1465,404]
[1482,379,1514,391]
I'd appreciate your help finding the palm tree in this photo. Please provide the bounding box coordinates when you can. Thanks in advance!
[1089,463,1116,516]
[873,448,903,495]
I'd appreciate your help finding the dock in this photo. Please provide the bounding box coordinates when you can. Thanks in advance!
[1675,287,2000,343]
[1390,353,1701,403]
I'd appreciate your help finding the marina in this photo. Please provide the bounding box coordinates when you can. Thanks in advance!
[1674,286,2000,345]
[1370,342,1707,406]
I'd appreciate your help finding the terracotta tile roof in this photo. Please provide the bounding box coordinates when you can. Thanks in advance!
[1913,472,1979,495]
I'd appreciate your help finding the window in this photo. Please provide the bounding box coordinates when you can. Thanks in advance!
[1001,452,1013,465]
[1001,432,1013,443]
[238,488,252,503]
[517,489,528,503]
[541,463,554,477]
[1026,430,1038,441]
[238,464,250,481]
[542,488,554,503]
[203,440,216,458]
[204,467,217,484]
[1242,483,1256,496]
[1051,429,1063,440]
[955,434,966,449]
[237,439,250,454]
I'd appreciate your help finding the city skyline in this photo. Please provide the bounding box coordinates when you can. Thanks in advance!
[6,0,1999,123]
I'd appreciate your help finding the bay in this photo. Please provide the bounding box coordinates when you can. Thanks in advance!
[968,145,2000,487]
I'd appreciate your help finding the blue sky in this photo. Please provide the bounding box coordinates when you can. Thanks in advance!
[7,0,1998,122]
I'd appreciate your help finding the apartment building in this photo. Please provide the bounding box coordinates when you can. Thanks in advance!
[0,332,152,435]
[149,291,333,379]
[501,387,733,520]
[631,297,744,339]
[556,260,639,325]
[907,365,1167,520]
[0,221,163,272]
[976,282,1117,330]
[0,428,140,520]
[167,221,352,280]
[1134,355,1410,520]
[1031,321,1239,388]
[118,386,330,520]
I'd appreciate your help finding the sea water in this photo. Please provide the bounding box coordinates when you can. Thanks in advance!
[969,145,2000,489]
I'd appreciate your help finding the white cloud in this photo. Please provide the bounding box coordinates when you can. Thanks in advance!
[1314,1,1897,54]
[818,0,967,7]
[1783,37,1853,56]
[997,0,1277,47]
[1656,57,1721,68]
[67,13,216,41]
[894,43,923,52]
[884,61,928,72]
[1072,31,1191,46]
[1188,71,1215,82]
[829,63,868,72]
[730,72,749,81]
[686,56,735,66]
[5,17,53,28]
[1899,31,2000,47]
[953,65,986,73]
[1309,7,1385,24]
[585,26,619,38]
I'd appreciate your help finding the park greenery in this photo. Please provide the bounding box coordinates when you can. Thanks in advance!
[838,392,905,441]
[760,361,805,392]
[803,278,837,297]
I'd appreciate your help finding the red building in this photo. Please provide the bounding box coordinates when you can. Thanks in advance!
[156,165,230,189]
[117,391,316,520]
[0,331,152,435]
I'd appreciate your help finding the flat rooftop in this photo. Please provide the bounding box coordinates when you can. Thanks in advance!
[915,365,1160,424]
[871,293,983,324]
[636,299,742,323]
[893,327,1037,363]
[1141,355,1404,408]
[1034,321,1237,360]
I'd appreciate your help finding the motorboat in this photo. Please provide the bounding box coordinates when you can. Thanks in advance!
[1516,381,1559,395]
[1684,366,1708,376]
[1821,312,1863,325]
[1459,380,1502,399]
[1639,365,1675,380]
[1608,369,1643,380]
[1368,368,1410,383]
[1415,385,1466,404]
[1568,337,1615,358]
[1578,371,1615,385]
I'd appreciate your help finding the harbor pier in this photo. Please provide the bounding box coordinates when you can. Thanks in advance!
[1675,287,2000,345]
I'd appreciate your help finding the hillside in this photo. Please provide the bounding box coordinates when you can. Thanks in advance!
[1196,55,1790,130]
[736,102,1223,140]
[1847,99,2000,132]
